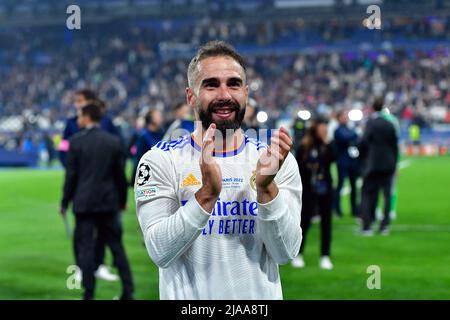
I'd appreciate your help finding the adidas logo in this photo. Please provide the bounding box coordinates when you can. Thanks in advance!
[181,173,201,187]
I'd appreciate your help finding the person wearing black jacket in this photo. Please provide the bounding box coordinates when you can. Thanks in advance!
[60,89,122,281]
[333,110,360,218]
[292,118,336,270]
[60,103,134,300]
[359,97,399,235]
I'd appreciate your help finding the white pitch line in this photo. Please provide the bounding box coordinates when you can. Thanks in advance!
[340,160,411,196]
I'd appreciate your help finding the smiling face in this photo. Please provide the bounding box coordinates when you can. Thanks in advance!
[186,56,248,136]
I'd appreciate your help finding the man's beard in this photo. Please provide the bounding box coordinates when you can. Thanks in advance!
[198,100,246,137]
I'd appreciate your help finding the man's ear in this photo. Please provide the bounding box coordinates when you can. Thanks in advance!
[186,87,196,109]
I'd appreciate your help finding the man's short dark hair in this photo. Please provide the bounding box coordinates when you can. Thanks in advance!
[372,97,384,112]
[80,103,102,123]
[187,41,246,89]
[76,89,97,101]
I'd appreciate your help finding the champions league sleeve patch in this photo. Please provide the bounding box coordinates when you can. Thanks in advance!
[136,163,152,186]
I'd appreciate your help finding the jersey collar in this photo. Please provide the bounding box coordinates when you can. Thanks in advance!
[190,133,247,157]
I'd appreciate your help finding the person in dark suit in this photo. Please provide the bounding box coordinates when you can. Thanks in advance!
[359,97,399,235]
[333,110,360,218]
[60,103,134,300]
[60,89,121,282]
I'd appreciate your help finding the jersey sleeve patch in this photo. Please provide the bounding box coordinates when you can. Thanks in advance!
[136,162,152,186]
[136,186,158,200]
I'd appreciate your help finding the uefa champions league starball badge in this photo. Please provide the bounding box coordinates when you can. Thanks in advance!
[137,163,152,186]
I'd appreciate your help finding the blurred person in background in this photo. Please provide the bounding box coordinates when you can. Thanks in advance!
[59,89,121,167]
[242,98,261,140]
[375,107,401,220]
[60,89,121,282]
[292,117,336,270]
[21,134,36,154]
[326,110,339,143]
[409,123,422,146]
[292,116,308,151]
[162,102,195,141]
[131,109,164,186]
[127,118,142,163]
[43,132,55,168]
[59,89,97,166]
[60,103,133,300]
[359,97,399,236]
[333,110,360,219]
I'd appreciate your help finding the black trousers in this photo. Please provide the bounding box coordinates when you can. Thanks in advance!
[74,211,134,300]
[334,164,359,216]
[360,172,394,231]
[299,192,333,257]
[73,232,106,271]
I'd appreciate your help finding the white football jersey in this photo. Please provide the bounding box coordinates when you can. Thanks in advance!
[135,132,302,299]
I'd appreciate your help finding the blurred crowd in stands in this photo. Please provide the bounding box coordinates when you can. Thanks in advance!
[0,14,449,160]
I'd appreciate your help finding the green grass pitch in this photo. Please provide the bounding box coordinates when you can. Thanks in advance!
[0,156,449,299]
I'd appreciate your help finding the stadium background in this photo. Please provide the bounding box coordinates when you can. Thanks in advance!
[0,0,449,299]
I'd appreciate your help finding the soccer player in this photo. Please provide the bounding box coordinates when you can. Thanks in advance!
[135,41,303,299]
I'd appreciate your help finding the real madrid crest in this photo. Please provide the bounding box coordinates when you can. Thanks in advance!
[250,170,257,191]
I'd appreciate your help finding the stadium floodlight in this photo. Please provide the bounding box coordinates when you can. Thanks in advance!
[256,111,268,123]
[249,81,260,91]
[348,109,363,122]
[297,110,311,121]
